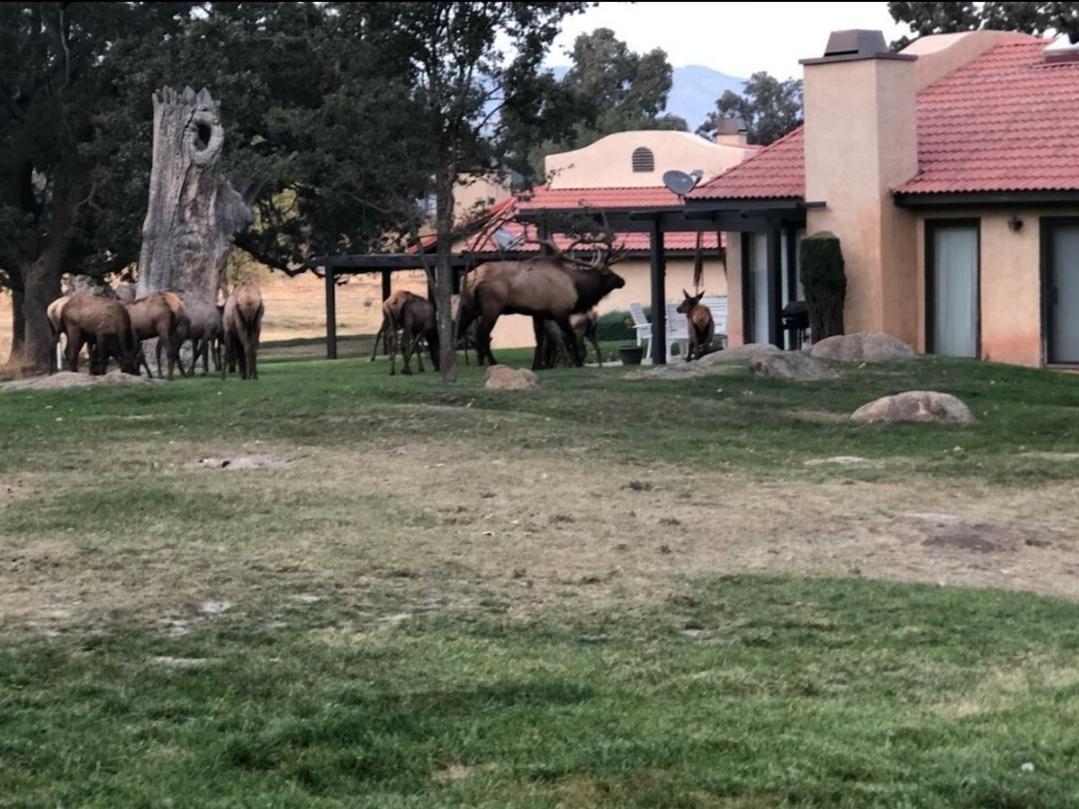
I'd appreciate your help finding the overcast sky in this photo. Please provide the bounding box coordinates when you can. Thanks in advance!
[545,2,909,79]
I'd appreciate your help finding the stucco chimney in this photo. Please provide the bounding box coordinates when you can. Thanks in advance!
[800,29,919,343]
[713,116,747,147]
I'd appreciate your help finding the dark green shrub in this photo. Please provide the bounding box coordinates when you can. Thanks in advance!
[596,307,650,343]
[798,231,845,341]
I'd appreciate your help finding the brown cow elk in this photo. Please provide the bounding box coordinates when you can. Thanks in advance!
[59,293,142,375]
[390,292,439,376]
[176,297,224,375]
[126,292,189,379]
[46,295,73,374]
[457,240,626,369]
[676,289,714,362]
[222,281,264,380]
[537,309,603,369]
[369,289,412,363]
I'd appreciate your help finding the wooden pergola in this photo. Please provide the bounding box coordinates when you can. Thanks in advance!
[310,199,811,364]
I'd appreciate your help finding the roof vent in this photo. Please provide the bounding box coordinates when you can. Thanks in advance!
[823,29,887,58]
[1045,35,1079,64]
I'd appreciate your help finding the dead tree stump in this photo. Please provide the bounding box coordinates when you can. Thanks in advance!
[137,86,254,304]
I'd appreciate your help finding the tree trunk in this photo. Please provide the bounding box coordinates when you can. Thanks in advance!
[16,178,83,373]
[434,168,457,383]
[5,279,26,367]
[137,86,253,303]
[21,260,61,373]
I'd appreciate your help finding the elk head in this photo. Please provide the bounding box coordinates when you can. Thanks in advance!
[677,289,704,314]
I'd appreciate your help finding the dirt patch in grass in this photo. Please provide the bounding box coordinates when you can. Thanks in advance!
[1,370,162,392]
[190,453,290,470]
[5,435,1079,635]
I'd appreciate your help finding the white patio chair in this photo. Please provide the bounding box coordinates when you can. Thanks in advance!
[665,302,691,361]
[629,301,652,355]
[701,295,729,349]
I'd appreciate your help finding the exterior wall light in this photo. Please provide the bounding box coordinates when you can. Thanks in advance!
[1008,216,1024,232]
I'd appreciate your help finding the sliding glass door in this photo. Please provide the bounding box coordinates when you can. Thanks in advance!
[1045,219,1079,364]
[927,220,979,358]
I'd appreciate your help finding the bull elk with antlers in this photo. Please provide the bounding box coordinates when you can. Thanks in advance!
[457,236,626,370]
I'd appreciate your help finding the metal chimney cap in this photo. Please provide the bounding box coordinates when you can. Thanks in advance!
[714,117,746,135]
[825,29,887,57]
[801,29,916,65]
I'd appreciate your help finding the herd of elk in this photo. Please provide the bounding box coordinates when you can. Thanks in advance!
[455,238,626,370]
[676,289,715,362]
[46,282,259,381]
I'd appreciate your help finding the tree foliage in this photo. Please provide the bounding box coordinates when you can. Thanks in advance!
[697,72,802,146]
[889,1,1079,49]
[524,28,686,182]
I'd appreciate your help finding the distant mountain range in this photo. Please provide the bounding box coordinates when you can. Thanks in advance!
[546,65,747,132]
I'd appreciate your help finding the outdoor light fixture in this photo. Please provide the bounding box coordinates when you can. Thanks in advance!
[1008,216,1024,232]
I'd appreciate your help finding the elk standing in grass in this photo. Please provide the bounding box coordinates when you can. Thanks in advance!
[46,295,73,373]
[457,238,626,370]
[677,289,714,362]
[537,309,603,369]
[222,281,264,380]
[178,297,224,375]
[370,289,411,363]
[58,293,142,375]
[390,292,439,376]
[126,292,189,379]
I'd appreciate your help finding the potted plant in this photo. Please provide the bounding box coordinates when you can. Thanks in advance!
[619,345,644,365]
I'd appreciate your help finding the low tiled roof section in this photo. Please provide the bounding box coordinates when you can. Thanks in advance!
[687,127,805,200]
[516,185,686,210]
[900,39,1079,194]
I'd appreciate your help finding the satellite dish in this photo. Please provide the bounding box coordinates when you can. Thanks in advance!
[662,169,701,198]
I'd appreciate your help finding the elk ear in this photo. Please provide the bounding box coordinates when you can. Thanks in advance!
[682,289,690,299]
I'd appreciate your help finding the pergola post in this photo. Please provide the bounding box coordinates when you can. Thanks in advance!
[381,269,391,301]
[325,265,337,360]
[767,223,783,348]
[649,217,667,365]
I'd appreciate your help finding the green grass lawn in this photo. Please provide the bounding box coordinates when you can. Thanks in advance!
[3,351,1079,807]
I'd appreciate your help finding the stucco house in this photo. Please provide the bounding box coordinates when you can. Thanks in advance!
[443,129,755,348]
[684,29,1079,367]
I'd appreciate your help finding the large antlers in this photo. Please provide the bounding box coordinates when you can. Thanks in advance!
[529,230,628,271]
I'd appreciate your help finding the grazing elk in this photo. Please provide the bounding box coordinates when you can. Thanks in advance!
[537,309,603,369]
[369,289,412,363]
[390,291,439,376]
[173,297,223,375]
[676,289,715,361]
[59,293,142,375]
[456,239,626,369]
[126,292,189,379]
[222,281,264,381]
[46,295,73,373]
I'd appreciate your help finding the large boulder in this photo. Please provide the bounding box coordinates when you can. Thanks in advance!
[695,342,782,367]
[810,332,915,362]
[850,390,974,426]
[749,352,837,381]
[484,365,538,390]
[625,343,782,380]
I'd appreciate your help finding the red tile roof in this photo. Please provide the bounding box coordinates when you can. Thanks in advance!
[516,185,686,211]
[689,38,1079,201]
[688,127,806,200]
[900,39,1079,194]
